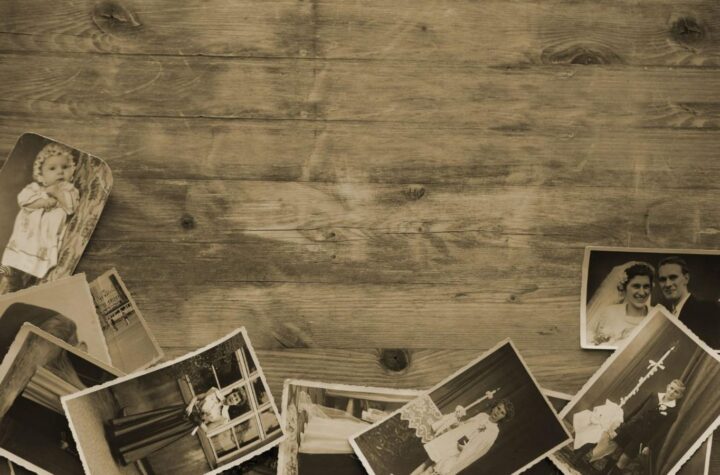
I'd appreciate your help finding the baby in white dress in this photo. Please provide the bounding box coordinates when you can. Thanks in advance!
[1,143,79,292]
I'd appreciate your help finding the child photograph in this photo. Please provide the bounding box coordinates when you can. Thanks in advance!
[278,380,420,475]
[0,133,112,295]
[62,328,283,475]
[581,247,720,351]
[350,341,571,475]
[0,324,122,475]
[552,308,720,475]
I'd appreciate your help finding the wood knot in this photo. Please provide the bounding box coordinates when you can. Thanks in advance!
[541,43,622,66]
[180,214,196,230]
[379,349,410,373]
[403,186,426,201]
[670,17,704,45]
[93,1,142,34]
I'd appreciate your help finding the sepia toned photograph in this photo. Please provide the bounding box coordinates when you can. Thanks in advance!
[89,269,164,373]
[0,274,110,365]
[0,133,112,295]
[278,380,420,475]
[677,434,712,475]
[527,390,572,475]
[0,457,34,475]
[62,328,283,475]
[0,324,122,475]
[552,308,720,475]
[581,247,720,350]
[351,341,571,475]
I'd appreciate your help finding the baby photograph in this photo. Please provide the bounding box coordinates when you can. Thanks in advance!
[552,308,720,475]
[350,341,571,475]
[581,247,720,350]
[0,133,112,295]
[278,380,420,475]
[62,328,283,475]
[0,324,122,475]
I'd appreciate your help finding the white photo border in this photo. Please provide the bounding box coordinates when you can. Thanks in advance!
[61,327,285,475]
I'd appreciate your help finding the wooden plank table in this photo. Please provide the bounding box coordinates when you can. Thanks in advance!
[1,0,718,472]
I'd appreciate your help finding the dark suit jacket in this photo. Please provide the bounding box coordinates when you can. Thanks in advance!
[615,393,680,454]
[678,295,720,349]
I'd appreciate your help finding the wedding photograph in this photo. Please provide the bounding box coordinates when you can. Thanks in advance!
[351,341,571,475]
[0,274,110,365]
[62,328,284,475]
[89,269,164,373]
[277,380,420,475]
[552,308,720,475]
[0,324,122,475]
[0,133,112,295]
[581,247,720,350]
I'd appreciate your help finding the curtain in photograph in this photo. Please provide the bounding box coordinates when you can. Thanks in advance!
[656,349,720,474]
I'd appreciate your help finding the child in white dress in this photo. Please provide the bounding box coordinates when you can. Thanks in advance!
[1,143,79,292]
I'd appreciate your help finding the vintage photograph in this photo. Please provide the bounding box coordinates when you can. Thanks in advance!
[62,328,284,475]
[0,324,122,475]
[89,269,163,373]
[277,380,420,475]
[552,308,720,475]
[0,274,110,365]
[581,246,720,350]
[677,434,712,475]
[350,341,571,475]
[0,457,34,475]
[0,133,112,295]
[525,390,572,475]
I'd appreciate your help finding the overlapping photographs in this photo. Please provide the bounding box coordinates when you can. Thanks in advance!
[0,324,122,475]
[677,434,712,475]
[581,246,720,350]
[89,269,163,372]
[278,380,421,475]
[551,308,720,475]
[350,341,571,475]
[62,328,284,475]
[0,133,112,295]
[0,274,110,365]
[528,390,572,475]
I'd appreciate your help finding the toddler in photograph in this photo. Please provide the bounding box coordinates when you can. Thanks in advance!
[0,143,79,293]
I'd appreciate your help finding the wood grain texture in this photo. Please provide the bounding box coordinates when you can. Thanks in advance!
[1,54,719,129]
[2,0,720,471]
[1,0,719,67]
[2,116,720,189]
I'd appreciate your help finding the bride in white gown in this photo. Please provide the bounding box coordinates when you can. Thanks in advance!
[587,261,657,347]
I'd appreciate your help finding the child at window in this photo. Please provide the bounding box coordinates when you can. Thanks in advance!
[0,143,79,293]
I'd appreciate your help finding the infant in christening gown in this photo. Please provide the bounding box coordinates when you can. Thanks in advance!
[2,182,79,279]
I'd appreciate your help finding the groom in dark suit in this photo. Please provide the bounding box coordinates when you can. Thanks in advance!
[658,256,720,349]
